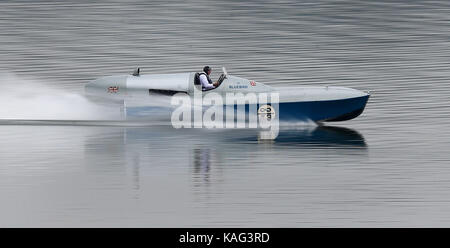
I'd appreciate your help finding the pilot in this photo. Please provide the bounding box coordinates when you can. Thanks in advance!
[200,66,219,91]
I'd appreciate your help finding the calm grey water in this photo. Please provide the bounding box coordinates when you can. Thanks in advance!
[1,0,450,227]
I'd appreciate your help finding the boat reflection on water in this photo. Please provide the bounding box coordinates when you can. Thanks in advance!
[84,124,368,191]
[230,125,367,147]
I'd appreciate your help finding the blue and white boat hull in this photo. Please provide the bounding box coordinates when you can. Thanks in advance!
[275,86,370,122]
[125,95,369,122]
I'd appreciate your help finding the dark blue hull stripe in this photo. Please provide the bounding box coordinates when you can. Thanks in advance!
[126,95,370,122]
[278,95,370,122]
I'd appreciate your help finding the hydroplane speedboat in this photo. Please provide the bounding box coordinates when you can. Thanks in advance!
[85,67,370,123]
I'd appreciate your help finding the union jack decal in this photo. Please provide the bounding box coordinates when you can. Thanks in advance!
[108,86,119,93]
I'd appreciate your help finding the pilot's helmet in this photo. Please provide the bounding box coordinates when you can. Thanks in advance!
[203,66,211,74]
